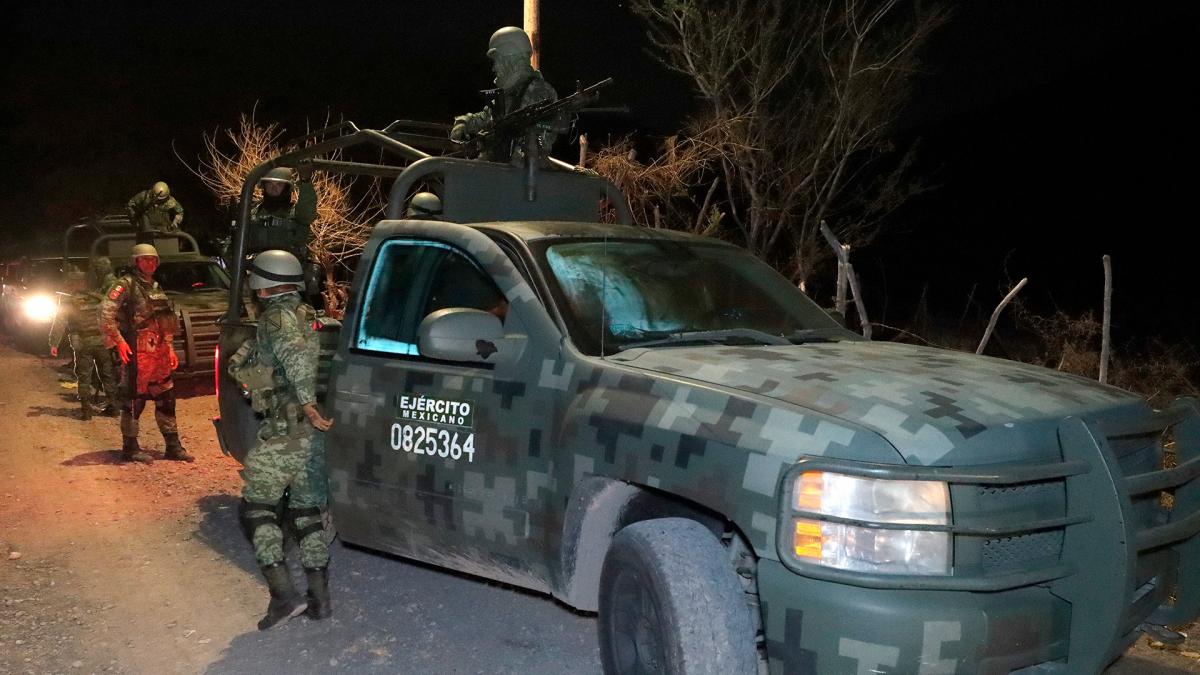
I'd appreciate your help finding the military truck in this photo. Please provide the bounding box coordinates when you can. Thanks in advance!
[68,218,229,380]
[215,125,1200,674]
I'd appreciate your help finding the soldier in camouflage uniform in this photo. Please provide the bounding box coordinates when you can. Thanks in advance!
[91,256,117,292]
[235,250,334,630]
[405,191,443,220]
[240,165,318,262]
[49,260,119,420]
[449,26,563,163]
[127,181,184,237]
[99,244,192,463]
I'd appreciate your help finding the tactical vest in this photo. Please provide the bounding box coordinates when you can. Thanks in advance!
[68,291,105,341]
[119,276,178,348]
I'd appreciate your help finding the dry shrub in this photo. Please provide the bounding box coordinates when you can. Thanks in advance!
[1109,341,1200,409]
[588,121,728,235]
[1011,302,1198,407]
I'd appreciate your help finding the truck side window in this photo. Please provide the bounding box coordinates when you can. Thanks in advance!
[357,239,506,356]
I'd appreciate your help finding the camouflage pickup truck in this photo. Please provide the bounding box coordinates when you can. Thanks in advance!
[216,140,1200,674]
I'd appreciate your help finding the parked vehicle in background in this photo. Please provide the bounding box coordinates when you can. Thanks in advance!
[1,255,88,350]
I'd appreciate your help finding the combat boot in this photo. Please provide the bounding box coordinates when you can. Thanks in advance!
[304,566,331,620]
[162,433,194,462]
[258,562,307,630]
[80,405,92,421]
[97,404,119,417]
[121,436,153,464]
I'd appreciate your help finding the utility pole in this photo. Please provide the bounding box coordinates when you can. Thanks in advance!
[525,0,541,70]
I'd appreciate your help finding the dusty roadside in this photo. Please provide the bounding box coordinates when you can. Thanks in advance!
[0,339,258,674]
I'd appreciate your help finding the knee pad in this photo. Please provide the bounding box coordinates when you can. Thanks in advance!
[286,506,327,542]
[238,498,282,541]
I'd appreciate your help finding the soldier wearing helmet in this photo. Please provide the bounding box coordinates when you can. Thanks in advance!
[49,256,120,420]
[240,165,318,262]
[232,249,334,629]
[405,191,443,220]
[127,181,184,237]
[449,26,564,163]
[99,243,191,463]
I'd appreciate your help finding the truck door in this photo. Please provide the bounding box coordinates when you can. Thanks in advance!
[328,224,558,590]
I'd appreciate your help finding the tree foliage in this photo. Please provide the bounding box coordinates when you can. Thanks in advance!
[629,0,947,287]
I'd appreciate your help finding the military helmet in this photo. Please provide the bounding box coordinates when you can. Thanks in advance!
[91,256,112,274]
[487,26,532,60]
[151,181,170,201]
[131,243,159,259]
[406,192,443,219]
[247,250,304,290]
[259,167,295,185]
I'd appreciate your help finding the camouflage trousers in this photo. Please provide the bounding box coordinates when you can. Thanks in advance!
[72,336,116,410]
[119,390,177,438]
[240,422,329,569]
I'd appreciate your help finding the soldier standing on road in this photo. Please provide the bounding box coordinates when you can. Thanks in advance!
[49,261,119,420]
[99,243,192,463]
[91,256,117,292]
[234,250,334,630]
[127,182,184,239]
[449,26,563,163]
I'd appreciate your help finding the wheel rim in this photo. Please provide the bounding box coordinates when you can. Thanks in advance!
[608,566,666,675]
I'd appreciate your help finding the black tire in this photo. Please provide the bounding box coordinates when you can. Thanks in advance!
[598,518,758,675]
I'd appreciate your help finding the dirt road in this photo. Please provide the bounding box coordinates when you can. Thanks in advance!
[0,335,1197,674]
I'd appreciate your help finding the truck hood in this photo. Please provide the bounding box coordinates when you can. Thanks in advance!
[611,340,1146,465]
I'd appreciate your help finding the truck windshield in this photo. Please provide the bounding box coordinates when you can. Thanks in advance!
[154,261,230,293]
[537,239,847,355]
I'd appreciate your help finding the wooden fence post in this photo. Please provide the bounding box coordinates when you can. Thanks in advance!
[1100,255,1112,384]
[977,278,1028,355]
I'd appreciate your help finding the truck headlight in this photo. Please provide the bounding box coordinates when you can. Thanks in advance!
[22,295,57,323]
[789,471,951,575]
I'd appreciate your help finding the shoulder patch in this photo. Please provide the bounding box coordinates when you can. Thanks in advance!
[263,306,298,332]
[108,285,125,301]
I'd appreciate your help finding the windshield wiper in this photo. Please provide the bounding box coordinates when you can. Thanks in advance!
[784,328,839,344]
[617,328,792,352]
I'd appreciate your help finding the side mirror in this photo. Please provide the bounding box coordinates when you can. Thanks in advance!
[418,307,512,364]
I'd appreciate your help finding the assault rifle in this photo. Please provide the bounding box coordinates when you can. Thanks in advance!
[464,77,614,161]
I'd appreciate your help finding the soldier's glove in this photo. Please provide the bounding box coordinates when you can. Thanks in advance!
[169,349,179,371]
[171,215,183,230]
[297,163,314,183]
[303,403,334,431]
[116,341,133,364]
[49,346,58,358]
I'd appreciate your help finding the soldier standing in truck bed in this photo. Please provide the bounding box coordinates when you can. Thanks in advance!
[449,26,564,163]
[128,181,184,241]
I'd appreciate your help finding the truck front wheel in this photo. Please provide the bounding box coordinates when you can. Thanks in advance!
[598,518,758,675]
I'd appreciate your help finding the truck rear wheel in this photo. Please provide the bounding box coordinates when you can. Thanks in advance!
[598,518,758,675]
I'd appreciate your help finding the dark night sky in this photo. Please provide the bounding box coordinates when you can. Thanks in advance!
[3,1,1197,343]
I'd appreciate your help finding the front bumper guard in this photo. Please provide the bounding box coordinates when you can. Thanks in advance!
[776,397,1200,673]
